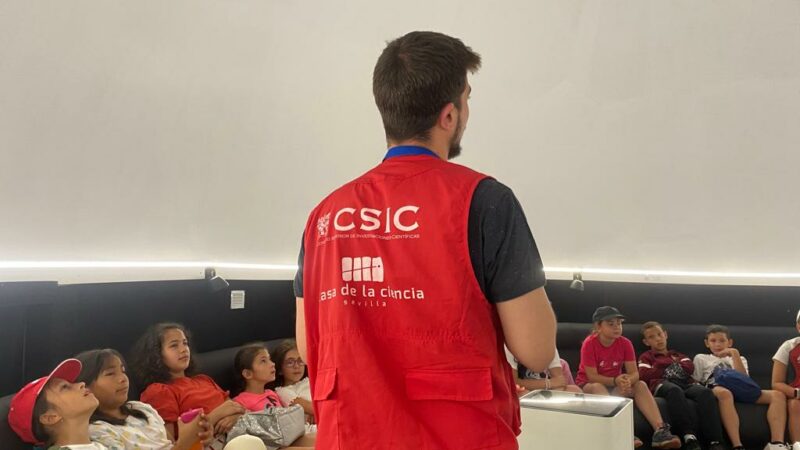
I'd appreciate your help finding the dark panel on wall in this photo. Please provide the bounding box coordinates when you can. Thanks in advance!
[547,279,800,326]
[2,277,798,397]
[0,279,295,397]
[0,282,59,396]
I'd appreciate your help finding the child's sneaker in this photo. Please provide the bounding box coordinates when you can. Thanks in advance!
[792,442,800,450]
[708,442,727,450]
[634,436,643,448]
[651,424,681,449]
[684,437,702,450]
[764,443,789,450]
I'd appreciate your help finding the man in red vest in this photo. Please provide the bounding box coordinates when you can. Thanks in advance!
[294,31,557,450]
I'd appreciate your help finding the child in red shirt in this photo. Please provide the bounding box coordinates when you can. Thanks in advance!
[772,310,800,450]
[130,323,245,446]
[577,306,680,449]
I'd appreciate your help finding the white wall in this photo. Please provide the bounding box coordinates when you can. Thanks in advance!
[1,1,799,285]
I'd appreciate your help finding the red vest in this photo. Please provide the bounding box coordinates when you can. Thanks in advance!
[302,151,520,450]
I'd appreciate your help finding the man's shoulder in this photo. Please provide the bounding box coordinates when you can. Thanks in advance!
[472,178,513,202]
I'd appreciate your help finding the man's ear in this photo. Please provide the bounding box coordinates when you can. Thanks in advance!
[728,338,734,347]
[436,102,457,131]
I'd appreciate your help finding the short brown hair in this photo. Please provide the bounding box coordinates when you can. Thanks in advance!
[373,31,481,142]
[641,321,663,336]
[705,324,730,339]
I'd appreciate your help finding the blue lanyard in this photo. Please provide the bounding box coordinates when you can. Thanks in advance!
[383,146,438,160]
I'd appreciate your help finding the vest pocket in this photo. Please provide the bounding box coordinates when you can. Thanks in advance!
[313,367,337,401]
[312,368,339,448]
[404,367,500,449]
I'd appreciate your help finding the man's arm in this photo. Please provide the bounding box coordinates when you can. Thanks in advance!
[496,287,556,373]
[296,297,307,362]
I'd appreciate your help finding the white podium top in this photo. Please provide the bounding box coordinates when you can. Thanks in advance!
[519,390,631,418]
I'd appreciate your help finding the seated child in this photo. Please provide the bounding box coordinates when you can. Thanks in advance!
[505,346,582,394]
[130,322,246,448]
[8,358,106,449]
[232,344,315,449]
[638,321,725,450]
[75,348,210,450]
[269,340,314,428]
[233,344,285,411]
[771,311,800,450]
[576,306,681,449]
[693,324,787,450]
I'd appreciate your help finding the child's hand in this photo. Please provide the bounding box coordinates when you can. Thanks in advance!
[211,400,245,421]
[550,374,567,390]
[213,413,242,436]
[176,412,212,447]
[716,348,740,358]
[290,397,314,415]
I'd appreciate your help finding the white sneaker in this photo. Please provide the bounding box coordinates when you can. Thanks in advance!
[791,442,800,450]
[764,443,788,450]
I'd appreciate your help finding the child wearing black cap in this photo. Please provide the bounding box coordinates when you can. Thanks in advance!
[576,306,681,449]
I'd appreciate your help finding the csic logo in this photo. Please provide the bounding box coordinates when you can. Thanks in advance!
[342,257,384,282]
[317,213,331,237]
[333,206,419,233]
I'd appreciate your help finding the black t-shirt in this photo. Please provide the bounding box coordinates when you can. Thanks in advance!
[293,178,546,303]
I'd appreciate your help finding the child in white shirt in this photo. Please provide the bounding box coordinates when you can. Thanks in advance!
[693,324,787,450]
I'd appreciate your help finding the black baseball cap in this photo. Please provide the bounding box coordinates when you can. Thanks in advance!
[592,306,625,323]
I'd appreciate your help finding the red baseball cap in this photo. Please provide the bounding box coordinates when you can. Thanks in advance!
[8,358,82,444]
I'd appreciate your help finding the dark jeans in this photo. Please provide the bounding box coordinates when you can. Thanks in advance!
[655,381,724,443]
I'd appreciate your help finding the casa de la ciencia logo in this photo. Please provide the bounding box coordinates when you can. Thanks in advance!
[341,256,384,282]
[317,256,425,306]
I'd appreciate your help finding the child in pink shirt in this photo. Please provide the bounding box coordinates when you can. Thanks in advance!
[232,344,285,411]
[577,306,680,449]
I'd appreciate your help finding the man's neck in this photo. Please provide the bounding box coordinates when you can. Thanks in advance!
[388,139,448,161]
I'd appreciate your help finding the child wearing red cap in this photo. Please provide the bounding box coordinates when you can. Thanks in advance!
[8,358,106,449]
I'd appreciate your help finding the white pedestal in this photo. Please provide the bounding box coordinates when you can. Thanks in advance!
[518,390,634,450]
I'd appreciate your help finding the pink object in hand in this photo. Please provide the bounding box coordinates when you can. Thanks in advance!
[180,408,203,423]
